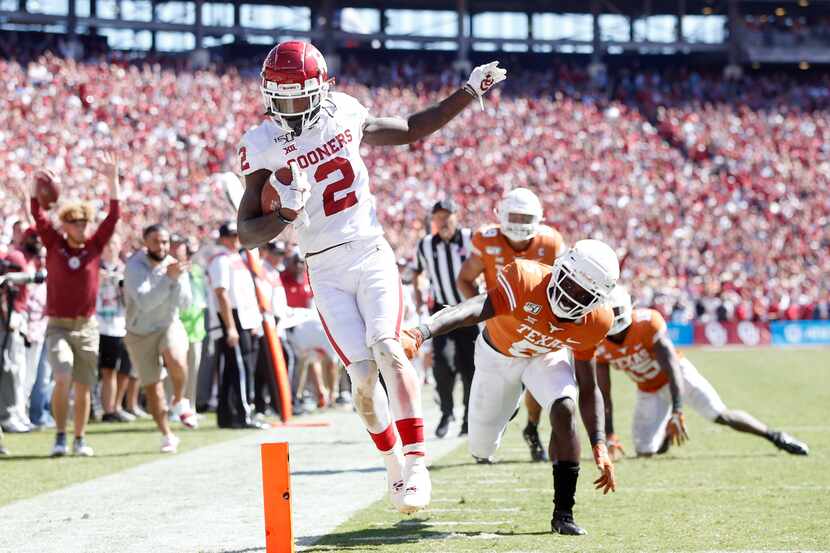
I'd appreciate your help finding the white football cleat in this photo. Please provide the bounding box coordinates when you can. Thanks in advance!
[383,447,408,512]
[399,455,431,514]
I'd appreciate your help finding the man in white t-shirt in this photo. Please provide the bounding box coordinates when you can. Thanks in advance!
[207,222,264,429]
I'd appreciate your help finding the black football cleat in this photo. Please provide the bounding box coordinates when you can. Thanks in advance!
[473,455,495,465]
[551,512,586,536]
[522,423,548,462]
[770,431,809,455]
[435,413,454,439]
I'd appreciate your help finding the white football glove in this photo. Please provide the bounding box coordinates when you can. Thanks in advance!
[271,164,311,226]
[464,61,507,110]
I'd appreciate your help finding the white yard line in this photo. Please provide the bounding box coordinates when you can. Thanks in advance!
[0,398,465,553]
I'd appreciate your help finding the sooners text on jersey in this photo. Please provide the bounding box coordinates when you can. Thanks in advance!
[238,91,383,254]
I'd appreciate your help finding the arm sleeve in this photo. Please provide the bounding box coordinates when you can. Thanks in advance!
[124,262,176,313]
[487,262,519,316]
[30,198,60,249]
[90,200,120,252]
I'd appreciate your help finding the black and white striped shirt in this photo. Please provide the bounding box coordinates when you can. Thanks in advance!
[415,228,473,308]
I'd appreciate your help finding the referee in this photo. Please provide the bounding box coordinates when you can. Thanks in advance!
[414,199,478,438]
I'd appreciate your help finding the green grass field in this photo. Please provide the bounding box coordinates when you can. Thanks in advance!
[0,413,248,506]
[307,347,830,552]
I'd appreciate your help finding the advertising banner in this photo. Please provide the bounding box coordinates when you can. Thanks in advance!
[692,321,771,347]
[770,321,830,346]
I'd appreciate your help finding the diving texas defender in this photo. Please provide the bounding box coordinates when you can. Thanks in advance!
[403,239,619,536]
[235,40,506,514]
[596,286,809,458]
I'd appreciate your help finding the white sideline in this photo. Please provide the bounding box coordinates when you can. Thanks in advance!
[0,398,464,553]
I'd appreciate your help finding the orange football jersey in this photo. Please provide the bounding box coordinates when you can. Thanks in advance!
[594,308,678,392]
[472,224,566,291]
[486,260,613,361]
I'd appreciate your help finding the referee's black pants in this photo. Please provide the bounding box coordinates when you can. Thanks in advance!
[432,324,478,425]
[216,309,258,428]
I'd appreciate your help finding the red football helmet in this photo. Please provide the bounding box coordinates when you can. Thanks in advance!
[260,41,332,135]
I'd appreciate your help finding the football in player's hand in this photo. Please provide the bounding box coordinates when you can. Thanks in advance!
[34,170,59,209]
[261,167,297,219]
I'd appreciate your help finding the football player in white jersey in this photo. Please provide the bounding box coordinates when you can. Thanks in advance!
[236,40,506,514]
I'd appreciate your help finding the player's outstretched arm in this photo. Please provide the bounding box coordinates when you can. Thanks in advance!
[653,335,689,445]
[400,293,494,358]
[575,358,616,493]
[575,359,606,447]
[596,361,625,460]
[362,61,506,146]
[237,170,293,250]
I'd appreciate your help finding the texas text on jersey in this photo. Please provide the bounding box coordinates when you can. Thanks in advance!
[594,308,679,392]
[237,91,383,255]
[471,224,565,290]
[486,259,612,360]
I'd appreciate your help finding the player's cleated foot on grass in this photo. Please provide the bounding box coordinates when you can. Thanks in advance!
[522,422,548,462]
[399,456,431,514]
[160,433,180,454]
[384,448,407,512]
[770,431,809,455]
[551,512,586,536]
[473,455,495,465]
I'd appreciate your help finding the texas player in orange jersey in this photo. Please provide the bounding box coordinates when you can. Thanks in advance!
[596,286,809,458]
[457,188,566,463]
[403,239,619,536]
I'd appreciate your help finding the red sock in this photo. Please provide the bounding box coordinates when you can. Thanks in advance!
[368,423,397,454]
[396,418,425,457]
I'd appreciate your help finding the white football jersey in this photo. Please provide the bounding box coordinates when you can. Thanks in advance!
[238,92,384,255]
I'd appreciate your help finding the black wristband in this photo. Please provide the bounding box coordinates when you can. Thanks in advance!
[672,401,683,413]
[277,210,295,225]
[462,83,478,98]
[416,323,432,341]
[590,432,606,447]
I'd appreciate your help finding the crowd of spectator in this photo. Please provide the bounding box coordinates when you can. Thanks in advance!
[1,48,829,332]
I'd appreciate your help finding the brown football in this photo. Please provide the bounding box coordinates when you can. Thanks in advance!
[34,170,59,209]
[261,167,296,219]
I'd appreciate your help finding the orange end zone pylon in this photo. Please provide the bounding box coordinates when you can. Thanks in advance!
[262,442,294,553]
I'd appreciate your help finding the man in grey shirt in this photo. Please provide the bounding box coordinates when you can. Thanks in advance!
[124,224,194,454]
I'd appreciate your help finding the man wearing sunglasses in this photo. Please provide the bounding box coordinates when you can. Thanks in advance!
[29,154,121,458]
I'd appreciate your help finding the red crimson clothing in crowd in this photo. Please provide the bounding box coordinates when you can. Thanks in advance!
[31,198,120,318]
[280,271,313,309]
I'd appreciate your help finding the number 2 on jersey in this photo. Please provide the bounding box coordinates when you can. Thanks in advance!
[316,157,357,216]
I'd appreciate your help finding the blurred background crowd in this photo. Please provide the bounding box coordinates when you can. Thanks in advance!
[1,41,830,450]
[2,48,828,325]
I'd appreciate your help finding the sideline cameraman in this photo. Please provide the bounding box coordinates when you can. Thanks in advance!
[0,249,35,434]
[31,154,121,458]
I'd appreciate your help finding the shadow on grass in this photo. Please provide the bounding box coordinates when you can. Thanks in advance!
[428,458,530,471]
[292,466,384,477]
[0,451,160,461]
[300,520,552,551]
